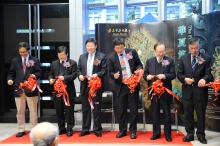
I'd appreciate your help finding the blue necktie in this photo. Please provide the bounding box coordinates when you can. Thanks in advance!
[192,56,196,73]
[119,54,127,78]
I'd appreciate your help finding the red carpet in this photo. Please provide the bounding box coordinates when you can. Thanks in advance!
[0,131,192,145]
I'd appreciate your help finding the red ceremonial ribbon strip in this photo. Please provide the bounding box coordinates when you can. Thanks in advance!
[204,79,220,107]
[53,77,70,106]
[147,79,180,101]
[18,75,43,93]
[122,69,144,93]
[87,76,102,109]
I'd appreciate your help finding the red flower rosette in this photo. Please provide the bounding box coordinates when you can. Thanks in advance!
[87,76,102,109]
[122,69,144,93]
[18,75,43,93]
[205,79,220,106]
[148,79,180,101]
[53,78,70,106]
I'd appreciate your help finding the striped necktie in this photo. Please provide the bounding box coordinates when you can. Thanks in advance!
[192,56,196,73]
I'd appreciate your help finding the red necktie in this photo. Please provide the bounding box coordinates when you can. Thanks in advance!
[23,58,26,74]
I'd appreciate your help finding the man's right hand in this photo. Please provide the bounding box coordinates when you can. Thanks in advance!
[147,74,154,81]
[184,77,194,85]
[114,71,120,79]
[79,75,85,81]
[49,79,55,85]
[7,80,13,85]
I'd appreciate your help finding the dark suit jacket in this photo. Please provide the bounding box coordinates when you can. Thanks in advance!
[177,53,212,100]
[48,58,77,99]
[7,56,42,97]
[77,51,108,94]
[144,56,176,100]
[108,48,143,97]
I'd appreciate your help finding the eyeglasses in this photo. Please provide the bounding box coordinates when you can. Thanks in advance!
[19,50,29,54]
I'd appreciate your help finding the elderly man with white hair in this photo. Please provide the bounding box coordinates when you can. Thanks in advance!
[29,122,59,146]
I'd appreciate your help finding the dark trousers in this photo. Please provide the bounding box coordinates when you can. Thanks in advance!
[53,97,75,131]
[81,86,102,132]
[118,84,139,133]
[151,96,171,137]
[183,96,208,138]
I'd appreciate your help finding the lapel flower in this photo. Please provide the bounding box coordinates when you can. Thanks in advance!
[63,61,71,69]
[94,59,101,66]
[27,60,35,67]
[161,59,170,67]
[196,55,206,65]
[125,51,133,60]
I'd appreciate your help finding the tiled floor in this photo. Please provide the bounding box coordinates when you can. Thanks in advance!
[0,123,219,146]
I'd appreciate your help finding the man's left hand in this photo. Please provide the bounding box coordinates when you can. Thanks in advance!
[156,74,165,80]
[198,79,206,87]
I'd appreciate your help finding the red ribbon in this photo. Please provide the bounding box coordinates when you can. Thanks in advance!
[18,75,43,93]
[87,76,102,109]
[53,77,70,106]
[122,69,144,93]
[148,79,180,101]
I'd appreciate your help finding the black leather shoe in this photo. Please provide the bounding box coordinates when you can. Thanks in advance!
[130,132,137,139]
[166,137,172,142]
[59,128,66,135]
[150,135,161,140]
[16,132,25,138]
[116,131,127,138]
[94,132,102,137]
[198,137,207,144]
[182,136,194,142]
[78,131,90,137]
[66,130,73,137]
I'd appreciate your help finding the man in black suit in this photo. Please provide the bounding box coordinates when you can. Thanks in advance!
[48,46,77,137]
[144,42,176,142]
[108,37,143,139]
[7,42,41,138]
[77,38,107,137]
[177,37,212,144]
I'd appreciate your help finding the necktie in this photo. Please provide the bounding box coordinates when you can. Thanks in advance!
[23,58,26,74]
[59,61,64,75]
[119,54,127,78]
[87,54,93,77]
[192,56,196,73]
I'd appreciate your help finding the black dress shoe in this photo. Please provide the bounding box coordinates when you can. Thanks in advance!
[16,132,25,138]
[166,137,172,142]
[59,128,67,135]
[150,135,161,140]
[78,131,90,137]
[130,132,137,139]
[182,136,194,142]
[198,137,207,144]
[94,132,102,137]
[116,131,127,138]
[66,130,73,137]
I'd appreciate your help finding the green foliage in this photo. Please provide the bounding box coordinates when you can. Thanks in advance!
[211,47,220,79]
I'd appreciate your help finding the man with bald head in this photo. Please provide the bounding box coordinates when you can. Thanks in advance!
[29,122,59,146]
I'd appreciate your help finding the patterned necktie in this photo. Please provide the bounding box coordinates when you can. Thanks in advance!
[192,56,196,73]
[87,54,93,77]
[119,54,127,78]
[23,58,26,74]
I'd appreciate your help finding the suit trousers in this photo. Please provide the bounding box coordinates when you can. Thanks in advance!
[151,96,171,137]
[118,83,139,133]
[53,97,75,131]
[15,93,38,132]
[183,96,208,138]
[81,86,102,132]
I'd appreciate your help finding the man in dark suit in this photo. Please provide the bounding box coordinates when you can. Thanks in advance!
[108,37,143,139]
[177,37,212,144]
[48,46,77,137]
[144,42,176,142]
[7,42,41,138]
[77,38,107,137]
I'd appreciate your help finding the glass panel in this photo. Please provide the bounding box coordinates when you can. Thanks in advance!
[212,0,220,12]
[167,0,201,20]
